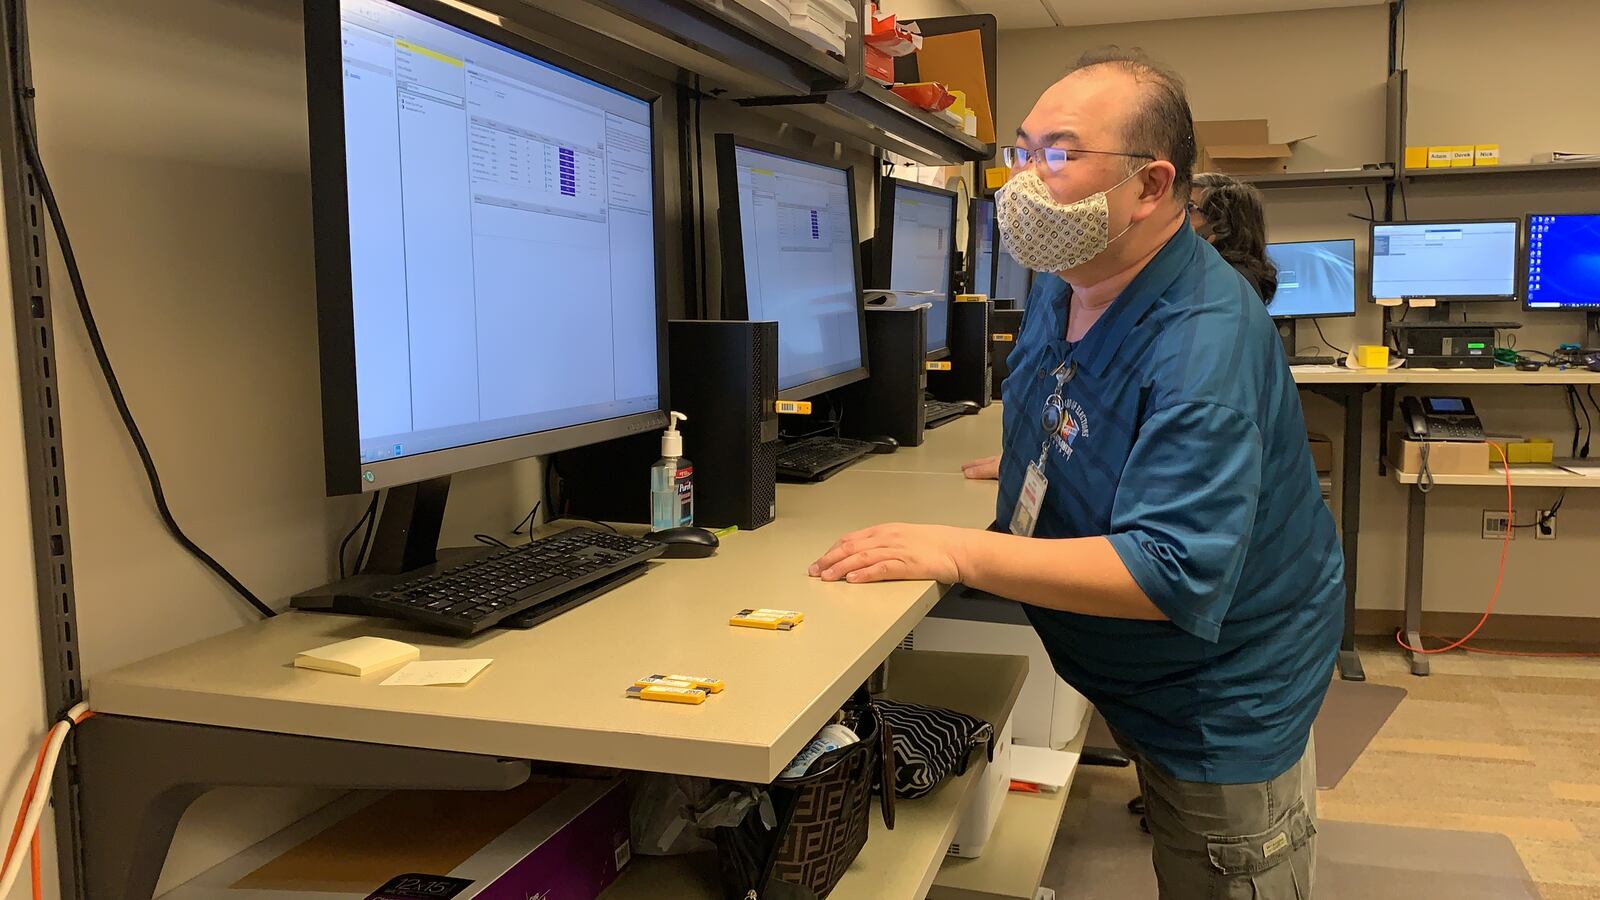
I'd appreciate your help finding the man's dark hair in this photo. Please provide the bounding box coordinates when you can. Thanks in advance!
[1192,172,1278,303]
[1064,47,1196,199]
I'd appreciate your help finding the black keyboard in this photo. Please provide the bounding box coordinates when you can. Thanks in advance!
[291,528,664,636]
[1387,321,1523,330]
[777,436,873,482]
[1287,355,1338,366]
[924,399,970,427]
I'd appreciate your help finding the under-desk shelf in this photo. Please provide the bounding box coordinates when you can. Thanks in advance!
[1392,461,1600,488]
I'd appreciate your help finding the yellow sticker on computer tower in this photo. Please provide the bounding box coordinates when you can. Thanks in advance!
[925,361,952,371]
[992,333,1014,343]
[775,400,813,415]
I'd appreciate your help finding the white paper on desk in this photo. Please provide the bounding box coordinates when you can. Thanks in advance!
[380,658,493,686]
[1010,744,1079,791]
[1560,460,1600,476]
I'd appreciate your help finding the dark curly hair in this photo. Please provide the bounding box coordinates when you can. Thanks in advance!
[1191,172,1277,303]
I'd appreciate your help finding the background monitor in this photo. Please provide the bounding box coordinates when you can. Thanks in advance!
[1369,219,1520,301]
[308,0,667,495]
[970,197,996,299]
[1264,239,1357,318]
[876,178,957,358]
[1525,212,1600,310]
[715,135,869,399]
[992,235,1033,306]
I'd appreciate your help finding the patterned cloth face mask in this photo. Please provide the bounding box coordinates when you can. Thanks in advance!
[995,166,1145,272]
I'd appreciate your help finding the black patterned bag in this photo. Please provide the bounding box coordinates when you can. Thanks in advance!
[713,695,895,900]
[874,699,994,799]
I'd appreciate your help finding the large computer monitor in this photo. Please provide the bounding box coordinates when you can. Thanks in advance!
[307,0,668,496]
[1525,213,1600,311]
[875,179,958,359]
[1264,239,1357,319]
[1369,219,1520,302]
[715,135,869,400]
[969,198,996,299]
[992,235,1033,306]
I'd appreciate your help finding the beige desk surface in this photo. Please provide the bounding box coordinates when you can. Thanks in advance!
[854,408,1003,476]
[90,445,1001,784]
[1289,365,1600,385]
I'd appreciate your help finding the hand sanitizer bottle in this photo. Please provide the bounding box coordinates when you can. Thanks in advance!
[650,412,694,531]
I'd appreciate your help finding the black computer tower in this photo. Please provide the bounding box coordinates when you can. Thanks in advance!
[928,300,993,408]
[552,320,779,530]
[839,305,927,447]
[990,308,1024,401]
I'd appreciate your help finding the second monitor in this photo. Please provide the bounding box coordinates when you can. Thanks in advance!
[875,178,958,359]
[1264,238,1356,363]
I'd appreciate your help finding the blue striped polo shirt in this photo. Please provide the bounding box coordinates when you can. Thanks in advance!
[994,224,1344,784]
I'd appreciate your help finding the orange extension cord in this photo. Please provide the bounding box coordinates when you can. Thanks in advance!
[1394,442,1600,660]
[4,709,93,900]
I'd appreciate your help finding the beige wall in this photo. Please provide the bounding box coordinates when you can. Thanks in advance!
[995,0,1600,617]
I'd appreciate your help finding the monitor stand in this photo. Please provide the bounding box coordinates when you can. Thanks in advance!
[361,475,451,575]
[1588,312,1600,350]
[1276,318,1298,357]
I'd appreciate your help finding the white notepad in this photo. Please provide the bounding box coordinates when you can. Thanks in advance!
[293,637,419,677]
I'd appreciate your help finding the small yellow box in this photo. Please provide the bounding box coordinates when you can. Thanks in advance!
[1474,144,1500,166]
[955,293,986,303]
[1404,146,1430,170]
[985,167,1009,190]
[1506,439,1554,465]
[1354,345,1390,368]
[1450,146,1476,167]
[1427,147,1453,169]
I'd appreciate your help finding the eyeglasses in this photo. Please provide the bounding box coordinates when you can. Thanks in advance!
[1002,145,1154,174]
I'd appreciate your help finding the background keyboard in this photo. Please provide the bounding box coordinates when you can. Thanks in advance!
[777,436,873,482]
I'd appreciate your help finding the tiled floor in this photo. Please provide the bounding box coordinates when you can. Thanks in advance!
[1327,638,1600,899]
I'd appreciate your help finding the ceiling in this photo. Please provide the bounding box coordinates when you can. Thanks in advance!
[965,0,1385,31]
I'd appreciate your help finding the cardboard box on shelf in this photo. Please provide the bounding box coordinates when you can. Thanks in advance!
[1474,144,1501,166]
[1388,434,1490,477]
[1193,119,1315,176]
[1427,147,1453,168]
[1307,432,1333,474]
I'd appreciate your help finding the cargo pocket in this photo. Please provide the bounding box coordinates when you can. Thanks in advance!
[1203,798,1316,900]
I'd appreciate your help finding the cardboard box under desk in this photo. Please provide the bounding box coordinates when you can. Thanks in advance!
[164,777,631,900]
[1388,434,1490,477]
[1307,432,1333,474]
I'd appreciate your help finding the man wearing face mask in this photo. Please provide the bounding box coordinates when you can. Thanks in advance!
[811,48,1341,898]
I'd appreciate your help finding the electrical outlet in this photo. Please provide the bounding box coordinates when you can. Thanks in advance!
[1481,510,1514,540]
[1535,509,1558,540]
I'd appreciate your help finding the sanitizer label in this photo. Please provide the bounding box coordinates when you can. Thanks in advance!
[676,466,694,525]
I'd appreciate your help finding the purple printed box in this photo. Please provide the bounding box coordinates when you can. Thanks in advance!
[163,778,632,900]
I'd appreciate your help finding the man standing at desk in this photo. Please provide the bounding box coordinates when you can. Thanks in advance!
[811,48,1342,899]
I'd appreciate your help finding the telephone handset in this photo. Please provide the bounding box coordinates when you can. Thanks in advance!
[1401,396,1487,442]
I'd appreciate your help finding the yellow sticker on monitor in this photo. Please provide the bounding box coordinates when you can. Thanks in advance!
[925,361,952,371]
[775,400,812,415]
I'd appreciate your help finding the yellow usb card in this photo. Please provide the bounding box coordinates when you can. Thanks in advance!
[626,684,707,704]
[749,608,805,624]
[636,673,725,693]
[730,610,794,630]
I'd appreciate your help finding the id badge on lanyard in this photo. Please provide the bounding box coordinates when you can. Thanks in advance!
[1008,359,1076,538]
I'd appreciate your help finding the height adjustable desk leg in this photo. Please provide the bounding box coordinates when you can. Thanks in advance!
[1403,485,1430,676]
[1336,386,1368,681]
[74,716,531,900]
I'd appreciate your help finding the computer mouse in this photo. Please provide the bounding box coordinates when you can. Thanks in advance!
[1587,353,1600,373]
[644,526,719,559]
[958,400,982,415]
[1516,359,1543,371]
[864,434,899,454]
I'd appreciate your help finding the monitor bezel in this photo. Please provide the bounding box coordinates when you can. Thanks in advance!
[307,0,671,496]
[1264,237,1359,320]
[1367,217,1522,303]
[1522,211,1600,311]
[875,177,959,359]
[713,133,871,402]
[967,197,997,299]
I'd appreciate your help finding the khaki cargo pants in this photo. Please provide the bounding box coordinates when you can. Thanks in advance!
[1116,731,1318,899]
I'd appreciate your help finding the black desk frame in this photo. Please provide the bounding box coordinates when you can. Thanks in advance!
[1304,383,1373,682]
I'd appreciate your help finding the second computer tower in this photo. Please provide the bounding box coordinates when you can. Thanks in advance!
[839,305,927,448]
[928,299,993,408]
[990,308,1024,401]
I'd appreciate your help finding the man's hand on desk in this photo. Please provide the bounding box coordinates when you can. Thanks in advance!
[808,523,973,584]
[961,455,1000,480]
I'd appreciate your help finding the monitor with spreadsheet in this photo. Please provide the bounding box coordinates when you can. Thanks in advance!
[307,0,667,494]
[875,179,958,359]
[1525,213,1600,311]
[715,135,869,399]
[1264,239,1357,319]
[1369,219,1520,302]
[970,198,996,299]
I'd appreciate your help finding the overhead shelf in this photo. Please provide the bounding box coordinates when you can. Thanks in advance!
[1402,160,1600,181]
[477,0,855,98]
[1241,166,1394,189]
[745,83,994,166]
[602,650,1029,900]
